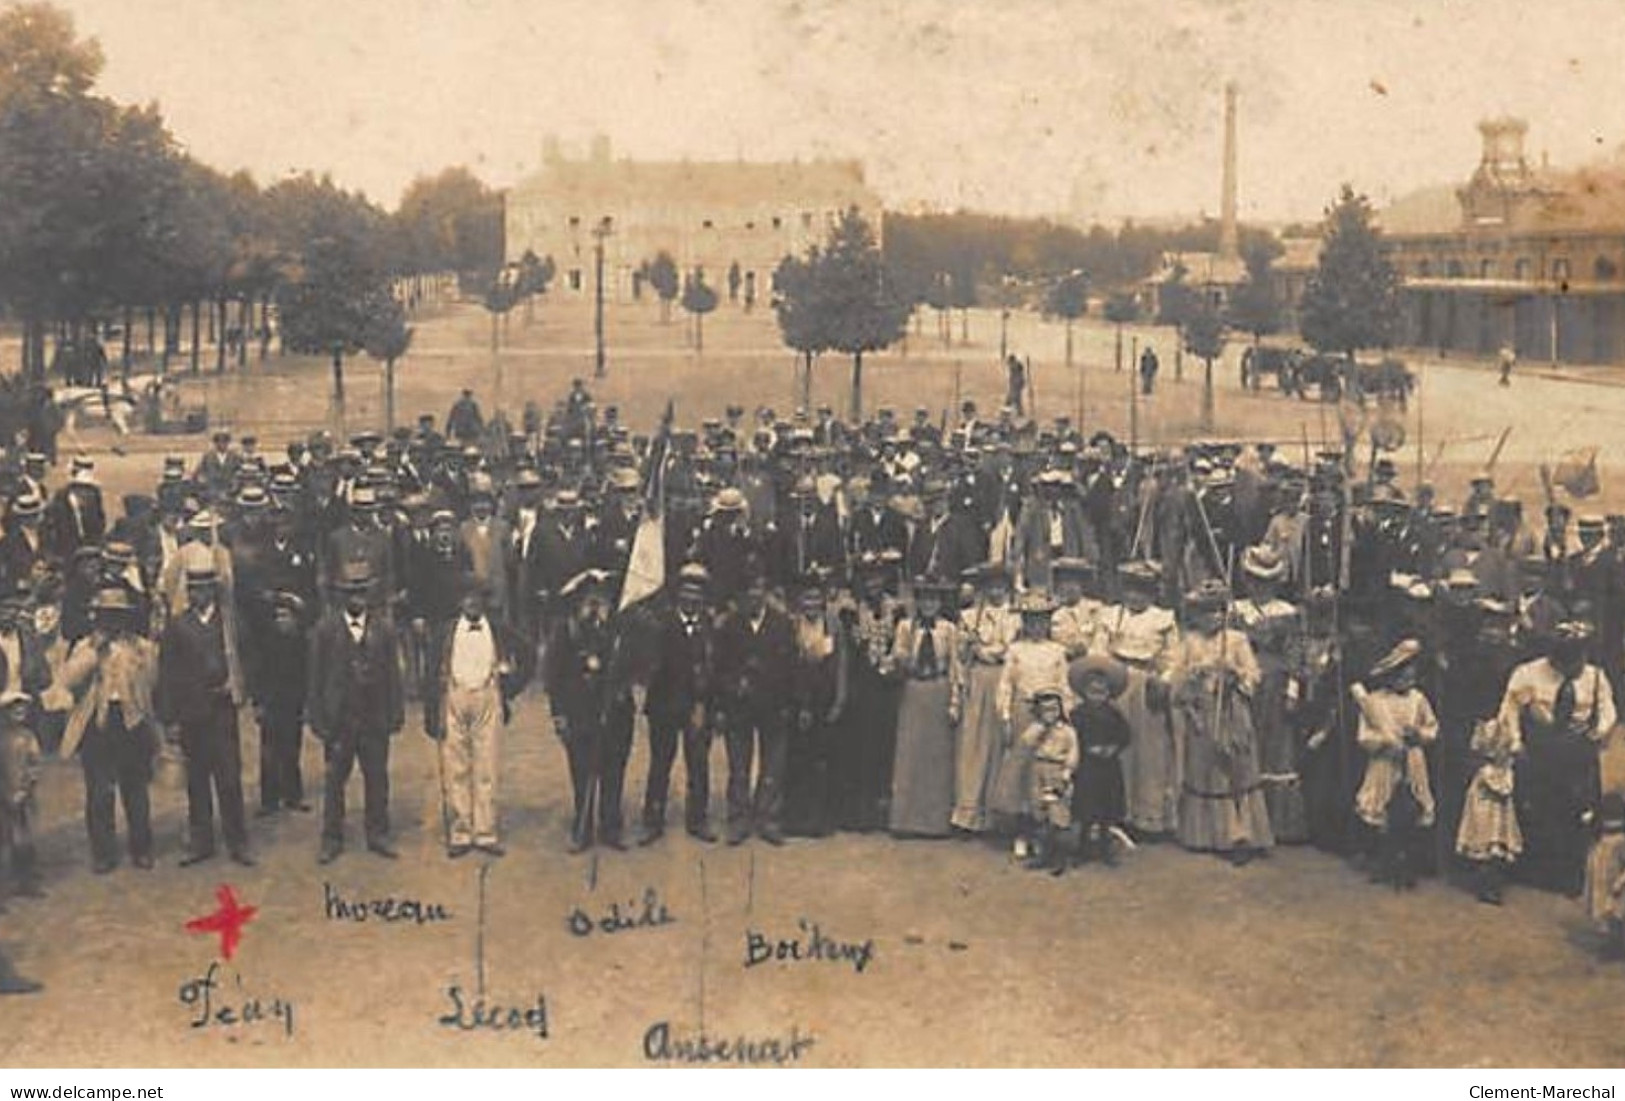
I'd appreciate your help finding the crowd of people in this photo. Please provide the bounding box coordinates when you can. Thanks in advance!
[3,375,1625,995]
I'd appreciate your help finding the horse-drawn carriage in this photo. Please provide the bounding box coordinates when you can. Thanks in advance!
[1240,345,1414,407]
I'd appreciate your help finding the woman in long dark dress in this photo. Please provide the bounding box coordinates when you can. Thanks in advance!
[833,552,904,831]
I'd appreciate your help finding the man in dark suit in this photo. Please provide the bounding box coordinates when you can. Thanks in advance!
[157,563,253,867]
[309,561,405,863]
[544,569,633,852]
[45,456,105,564]
[638,563,718,845]
[526,490,594,635]
[0,492,47,595]
[908,481,988,583]
[324,485,395,608]
[696,488,760,608]
[777,476,845,586]
[847,477,910,559]
[714,571,796,845]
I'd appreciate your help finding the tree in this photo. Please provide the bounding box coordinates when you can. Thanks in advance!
[817,208,910,420]
[515,248,554,324]
[1299,184,1400,360]
[647,251,679,323]
[1184,303,1227,431]
[1227,243,1281,347]
[680,269,718,352]
[362,291,412,432]
[1103,290,1140,373]
[1046,270,1089,370]
[393,166,503,274]
[772,249,828,408]
[1155,260,1197,381]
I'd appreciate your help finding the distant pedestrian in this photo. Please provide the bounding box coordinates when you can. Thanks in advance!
[1140,346,1160,395]
[1005,355,1027,416]
[1499,344,1515,387]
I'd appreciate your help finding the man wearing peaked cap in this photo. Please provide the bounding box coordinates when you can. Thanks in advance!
[636,561,720,845]
[157,561,253,869]
[526,484,594,638]
[308,560,405,864]
[541,568,628,853]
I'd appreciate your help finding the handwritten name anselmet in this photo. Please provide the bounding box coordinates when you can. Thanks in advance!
[745,918,875,974]
[324,882,452,925]
[643,1021,816,1065]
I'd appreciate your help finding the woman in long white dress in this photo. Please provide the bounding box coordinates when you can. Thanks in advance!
[951,564,1018,833]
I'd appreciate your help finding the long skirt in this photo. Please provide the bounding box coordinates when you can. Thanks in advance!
[1515,727,1600,895]
[951,662,1005,832]
[1456,766,1522,863]
[1176,699,1275,853]
[1253,664,1308,843]
[889,678,957,837]
[1120,666,1178,834]
[832,663,901,832]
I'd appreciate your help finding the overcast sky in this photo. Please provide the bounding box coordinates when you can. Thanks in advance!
[51,0,1625,223]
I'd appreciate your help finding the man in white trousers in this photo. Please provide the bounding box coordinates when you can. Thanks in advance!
[423,576,530,858]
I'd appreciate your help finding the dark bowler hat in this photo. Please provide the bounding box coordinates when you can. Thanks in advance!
[334,561,374,592]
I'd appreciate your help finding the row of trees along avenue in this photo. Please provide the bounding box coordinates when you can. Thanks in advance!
[0,2,527,411]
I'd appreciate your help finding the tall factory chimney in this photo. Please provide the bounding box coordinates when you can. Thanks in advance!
[1218,82,1239,262]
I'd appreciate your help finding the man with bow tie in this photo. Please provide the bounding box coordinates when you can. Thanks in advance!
[424,575,530,858]
[309,562,404,864]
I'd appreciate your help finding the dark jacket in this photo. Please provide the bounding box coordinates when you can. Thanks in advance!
[306,609,404,740]
[157,607,235,728]
[714,605,795,718]
[643,605,717,728]
[544,611,629,726]
[422,615,532,739]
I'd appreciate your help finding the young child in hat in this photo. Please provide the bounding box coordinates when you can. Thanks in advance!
[1015,687,1079,875]
[1583,793,1625,957]
[1351,638,1438,889]
[1069,654,1132,866]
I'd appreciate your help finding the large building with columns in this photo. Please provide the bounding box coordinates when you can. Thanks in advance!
[504,136,883,305]
[1380,118,1625,365]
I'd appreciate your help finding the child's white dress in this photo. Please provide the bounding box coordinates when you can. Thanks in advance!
[1456,717,1522,862]
[1352,684,1438,829]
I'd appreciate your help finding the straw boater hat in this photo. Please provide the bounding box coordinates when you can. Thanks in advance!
[1117,560,1162,588]
[560,568,616,602]
[10,492,42,518]
[270,590,306,618]
[91,586,135,613]
[334,561,373,593]
[184,563,219,587]
[1052,557,1095,580]
[1017,591,1057,616]
[1069,652,1130,699]
[1185,579,1231,609]
[675,562,710,596]
[1369,638,1421,679]
[1241,544,1286,583]
[710,487,746,514]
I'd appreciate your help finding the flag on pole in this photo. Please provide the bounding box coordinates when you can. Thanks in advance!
[1549,447,1601,499]
[618,401,674,612]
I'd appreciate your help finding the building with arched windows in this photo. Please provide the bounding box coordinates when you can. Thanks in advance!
[504,136,882,306]
[1380,118,1625,365]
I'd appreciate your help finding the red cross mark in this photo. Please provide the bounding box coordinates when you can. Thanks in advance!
[185,885,258,961]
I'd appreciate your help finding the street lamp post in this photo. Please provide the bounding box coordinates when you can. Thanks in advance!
[593,217,613,379]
